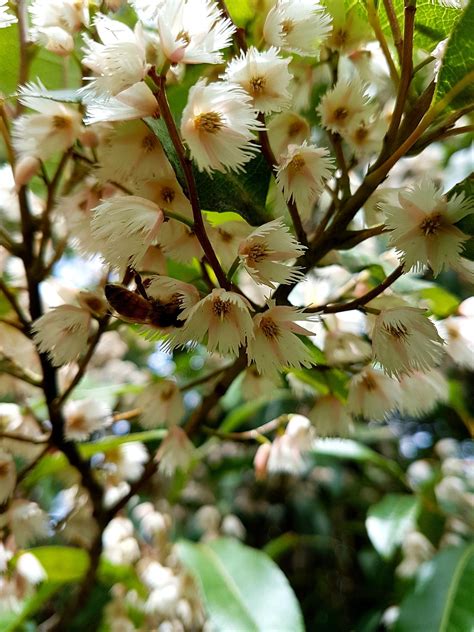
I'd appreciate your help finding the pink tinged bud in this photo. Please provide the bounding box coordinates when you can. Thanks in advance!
[79,129,99,148]
[254,442,271,480]
[169,45,187,64]
[14,156,41,188]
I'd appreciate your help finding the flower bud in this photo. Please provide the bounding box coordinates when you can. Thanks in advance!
[14,156,40,188]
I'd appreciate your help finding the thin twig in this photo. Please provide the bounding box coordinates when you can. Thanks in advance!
[367,0,400,86]
[383,0,404,65]
[149,68,230,290]
[0,278,30,329]
[204,415,288,442]
[305,264,405,314]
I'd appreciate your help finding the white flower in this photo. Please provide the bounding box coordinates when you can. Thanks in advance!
[207,219,252,270]
[317,77,372,134]
[8,500,49,547]
[32,305,92,366]
[242,366,280,400]
[16,554,47,585]
[33,25,75,56]
[138,380,185,427]
[438,315,474,369]
[238,218,306,288]
[106,442,149,482]
[29,0,88,34]
[372,307,445,377]
[181,79,262,174]
[97,121,174,184]
[156,426,195,476]
[325,0,372,53]
[268,112,310,160]
[64,398,112,440]
[159,220,203,263]
[84,82,158,125]
[156,0,235,64]
[247,304,315,380]
[137,177,192,219]
[309,395,353,437]
[0,449,16,504]
[397,369,449,417]
[91,195,165,270]
[0,0,17,28]
[81,16,148,97]
[323,330,372,365]
[267,415,314,476]
[13,85,82,160]
[347,367,400,420]
[276,141,334,216]
[342,112,387,158]
[222,47,292,113]
[381,180,474,276]
[173,289,254,357]
[263,0,331,57]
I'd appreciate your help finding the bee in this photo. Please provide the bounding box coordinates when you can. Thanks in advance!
[104,283,185,329]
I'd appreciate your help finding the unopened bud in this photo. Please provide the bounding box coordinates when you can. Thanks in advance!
[79,129,99,148]
[14,156,40,188]
[254,442,271,481]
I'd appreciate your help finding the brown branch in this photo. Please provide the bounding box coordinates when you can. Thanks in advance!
[0,431,49,444]
[0,279,30,330]
[367,0,400,86]
[305,264,405,314]
[257,113,308,247]
[55,316,110,406]
[383,0,404,65]
[149,68,230,290]
[0,354,43,387]
[377,0,416,161]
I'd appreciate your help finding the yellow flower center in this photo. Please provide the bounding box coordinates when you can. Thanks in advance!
[288,120,305,138]
[355,125,369,143]
[250,75,266,94]
[333,28,348,48]
[160,386,175,401]
[281,19,294,35]
[161,187,175,205]
[419,212,442,236]
[212,298,231,318]
[142,133,159,152]
[194,112,224,134]
[289,154,306,172]
[0,461,10,476]
[177,30,191,45]
[384,322,409,340]
[246,242,268,264]
[52,115,70,130]
[260,316,280,340]
[334,107,349,121]
[362,373,377,391]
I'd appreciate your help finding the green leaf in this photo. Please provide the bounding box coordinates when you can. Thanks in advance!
[177,538,304,632]
[79,429,167,457]
[420,287,460,317]
[25,546,90,582]
[0,24,20,96]
[394,543,474,632]
[145,117,272,225]
[312,439,406,482]
[379,0,463,52]
[366,494,420,560]
[219,389,291,433]
[227,0,254,26]
[436,0,474,109]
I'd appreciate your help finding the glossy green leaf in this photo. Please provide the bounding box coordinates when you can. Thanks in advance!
[394,543,474,632]
[420,287,460,317]
[313,439,406,481]
[379,0,463,51]
[366,494,420,560]
[436,0,474,109]
[25,546,90,582]
[177,538,304,632]
[79,429,167,457]
[0,24,20,95]
[145,117,272,225]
